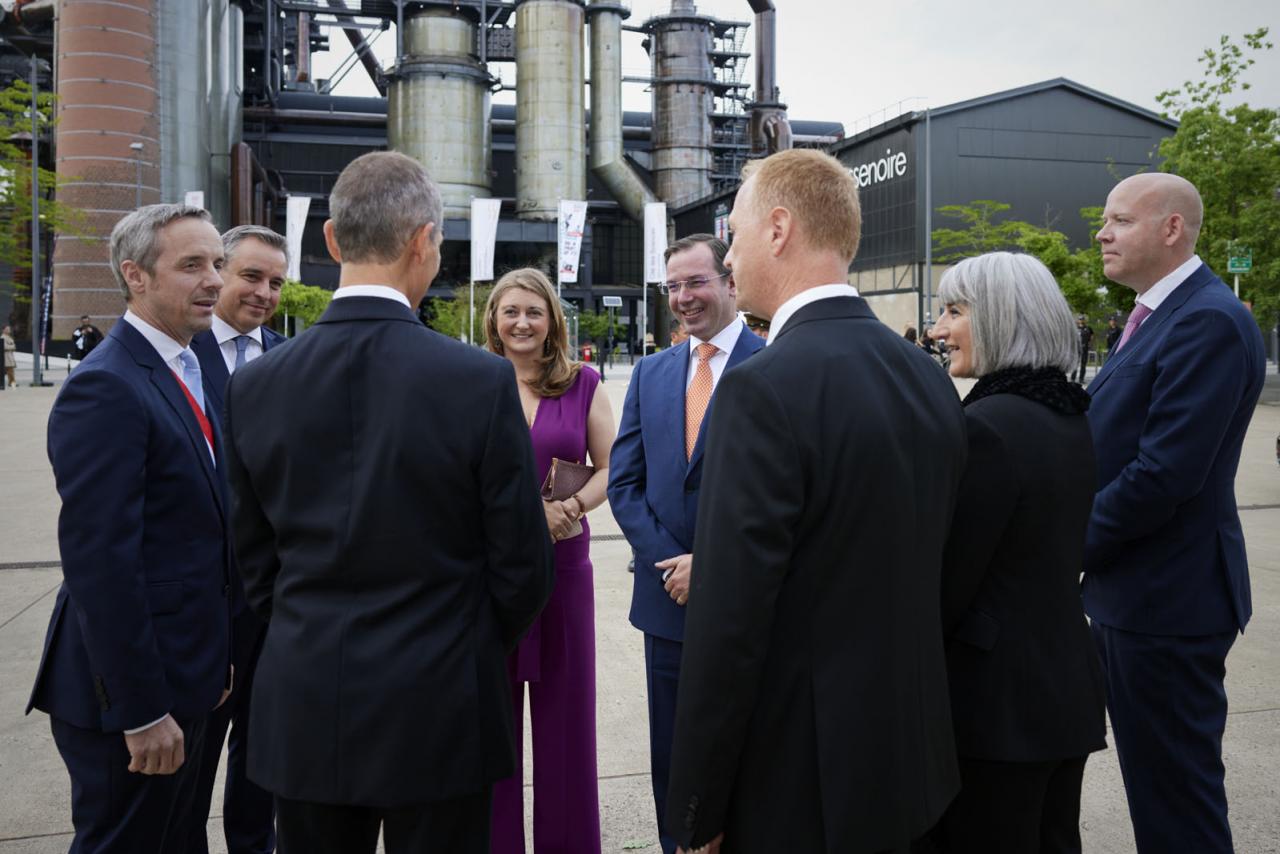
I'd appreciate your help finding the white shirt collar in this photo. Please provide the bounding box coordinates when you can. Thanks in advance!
[1137,255,1201,314]
[766,284,860,345]
[211,314,263,346]
[331,284,411,309]
[122,310,189,368]
[688,317,745,358]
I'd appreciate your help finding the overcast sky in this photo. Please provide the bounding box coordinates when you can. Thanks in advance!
[312,0,1278,131]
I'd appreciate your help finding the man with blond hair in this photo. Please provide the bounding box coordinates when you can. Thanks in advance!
[664,149,967,853]
[1085,172,1265,852]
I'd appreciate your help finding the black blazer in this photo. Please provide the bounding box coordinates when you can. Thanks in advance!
[223,295,554,808]
[665,297,968,853]
[941,393,1107,762]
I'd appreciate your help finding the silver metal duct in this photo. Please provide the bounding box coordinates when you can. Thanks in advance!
[648,2,714,206]
[587,0,657,222]
[387,8,495,218]
[206,0,239,228]
[158,0,213,205]
[746,0,791,157]
[515,0,586,221]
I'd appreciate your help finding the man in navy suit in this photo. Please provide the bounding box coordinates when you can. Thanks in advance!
[189,224,288,854]
[27,204,234,852]
[608,234,764,854]
[1085,172,1266,853]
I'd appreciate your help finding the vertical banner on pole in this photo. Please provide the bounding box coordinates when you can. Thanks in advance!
[470,198,503,344]
[285,195,312,282]
[558,200,589,296]
[184,190,205,209]
[643,202,667,357]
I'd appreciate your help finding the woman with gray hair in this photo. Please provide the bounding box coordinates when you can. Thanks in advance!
[930,252,1107,852]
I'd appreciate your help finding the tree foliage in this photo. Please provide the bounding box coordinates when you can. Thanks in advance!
[423,285,491,345]
[277,280,333,329]
[578,309,622,345]
[1155,28,1279,322]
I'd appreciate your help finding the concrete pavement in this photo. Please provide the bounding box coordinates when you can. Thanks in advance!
[1,355,1278,852]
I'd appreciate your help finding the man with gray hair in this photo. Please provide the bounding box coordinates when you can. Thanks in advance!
[223,150,554,853]
[27,204,234,852]
[189,223,289,854]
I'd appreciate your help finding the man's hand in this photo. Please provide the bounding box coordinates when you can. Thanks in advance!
[543,499,576,541]
[656,553,693,606]
[124,714,184,775]
[677,833,723,854]
[214,664,235,710]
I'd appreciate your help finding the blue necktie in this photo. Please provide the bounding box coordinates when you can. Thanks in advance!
[178,349,205,415]
[233,335,252,372]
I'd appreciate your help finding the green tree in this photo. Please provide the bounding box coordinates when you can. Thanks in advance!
[578,309,621,347]
[277,280,333,329]
[1155,28,1279,321]
[423,285,491,344]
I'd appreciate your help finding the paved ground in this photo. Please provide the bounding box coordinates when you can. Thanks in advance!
[1,352,1278,852]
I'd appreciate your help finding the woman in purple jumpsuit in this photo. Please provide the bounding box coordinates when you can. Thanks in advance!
[485,268,615,853]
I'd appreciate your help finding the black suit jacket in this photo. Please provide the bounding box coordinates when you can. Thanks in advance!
[941,393,1107,762]
[223,295,554,808]
[665,297,967,853]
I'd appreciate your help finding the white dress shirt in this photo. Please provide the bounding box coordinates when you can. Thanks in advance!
[685,318,746,391]
[331,284,412,308]
[765,283,860,345]
[211,314,263,375]
[1135,255,1202,321]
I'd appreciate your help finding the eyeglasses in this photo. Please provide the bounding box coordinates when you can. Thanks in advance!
[657,273,730,295]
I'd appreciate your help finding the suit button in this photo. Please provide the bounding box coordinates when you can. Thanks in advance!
[684,485,695,494]
[222,584,230,597]
[685,795,699,829]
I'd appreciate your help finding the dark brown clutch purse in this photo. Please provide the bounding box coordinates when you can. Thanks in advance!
[540,458,595,539]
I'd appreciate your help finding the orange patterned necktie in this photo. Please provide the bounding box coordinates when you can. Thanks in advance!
[685,342,718,459]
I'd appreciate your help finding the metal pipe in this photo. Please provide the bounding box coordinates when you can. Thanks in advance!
[29,55,42,386]
[745,0,791,157]
[296,12,311,83]
[324,0,387,95]
[588,0,657,222]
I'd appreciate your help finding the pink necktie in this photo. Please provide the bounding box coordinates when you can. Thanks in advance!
[1114,303,1152,353]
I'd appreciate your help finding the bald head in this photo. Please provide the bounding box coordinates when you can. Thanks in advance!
[1097,173,1205,292]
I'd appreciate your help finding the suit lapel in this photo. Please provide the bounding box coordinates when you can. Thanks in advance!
[658,341,691,472]
[149,366,226,521]
[192,332,231,426]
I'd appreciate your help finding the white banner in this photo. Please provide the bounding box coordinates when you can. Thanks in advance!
[470,198,502,282]
[285,195,312,282]
[644,202,668,283]
[184,190,205,209]
[557,200,589,286]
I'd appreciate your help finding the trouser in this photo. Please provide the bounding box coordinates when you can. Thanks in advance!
[644,633,682,854]
[275,790,491,854]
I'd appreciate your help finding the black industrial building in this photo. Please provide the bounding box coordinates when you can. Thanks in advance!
[675,78,1180,334]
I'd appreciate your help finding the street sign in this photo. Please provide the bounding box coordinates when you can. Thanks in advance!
[601,295,623,308]
[1228,249,1252,274]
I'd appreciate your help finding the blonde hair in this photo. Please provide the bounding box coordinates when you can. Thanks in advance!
[484,268,582,398]
[740,149,862,262]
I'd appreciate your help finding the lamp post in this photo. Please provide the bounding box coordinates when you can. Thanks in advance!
[129,142,144,209]
[28,54,47,387]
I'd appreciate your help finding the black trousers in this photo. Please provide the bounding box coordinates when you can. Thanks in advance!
[275,790,492,854]
[932,755,1088,853]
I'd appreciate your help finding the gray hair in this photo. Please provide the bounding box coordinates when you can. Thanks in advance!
[937,252,1078,375]
[329,151,443,264]
[109,204,212,299]
[223,225,290,269]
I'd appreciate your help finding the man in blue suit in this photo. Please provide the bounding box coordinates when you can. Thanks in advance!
[1085,172,1266,853]
[189,224,288,854]
[608,234,763,854]
[27,203,234,852]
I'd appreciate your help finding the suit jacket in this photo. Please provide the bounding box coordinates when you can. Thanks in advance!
[1084,264,1265,635]
[941,393,1106,762]
[191,324,287,428]
[608,326,765,642]
[665,297,967,853]
[28,320,232,732]
[223,295,554,808]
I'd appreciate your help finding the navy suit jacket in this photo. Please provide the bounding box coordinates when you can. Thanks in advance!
[191,324,287,428]
[608,323,764,642]
[28,319,233,732]
[1084,263,1265,635]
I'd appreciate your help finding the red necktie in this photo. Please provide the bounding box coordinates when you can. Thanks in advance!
[172,371,215,456]
[1114,303,1153,353]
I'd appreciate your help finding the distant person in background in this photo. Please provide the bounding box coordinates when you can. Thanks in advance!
[930,252,1107,853]
[1073,315,1093,383]
[484,267,616,854]
[669,323,689,348]
[72,315,104,359]
[903,324,918,344]
[2,325,15,388]
[744,313,770,341]
[1104,317,1121,361]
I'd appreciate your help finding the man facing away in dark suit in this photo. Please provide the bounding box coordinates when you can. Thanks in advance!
[1085,172,1265,853]
[189,224,288,854]
[608,233,764,854]
[222,150,555,854]
[27,203,234,852]
[664,149,967,854]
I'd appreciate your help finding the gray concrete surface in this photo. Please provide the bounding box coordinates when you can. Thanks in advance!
[2,356,1278,852]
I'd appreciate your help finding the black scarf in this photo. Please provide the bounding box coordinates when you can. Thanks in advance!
[962,366,1091,415]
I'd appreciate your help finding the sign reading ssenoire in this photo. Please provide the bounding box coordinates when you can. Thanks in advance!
[852,148,908,189]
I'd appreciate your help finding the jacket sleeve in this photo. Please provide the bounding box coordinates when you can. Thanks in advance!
[606,358,689,561]
[480,361,555,649]
[47,369,173,730]
[664,366,802,848]
[1086,308,1251,566]
[224,370,281,622]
